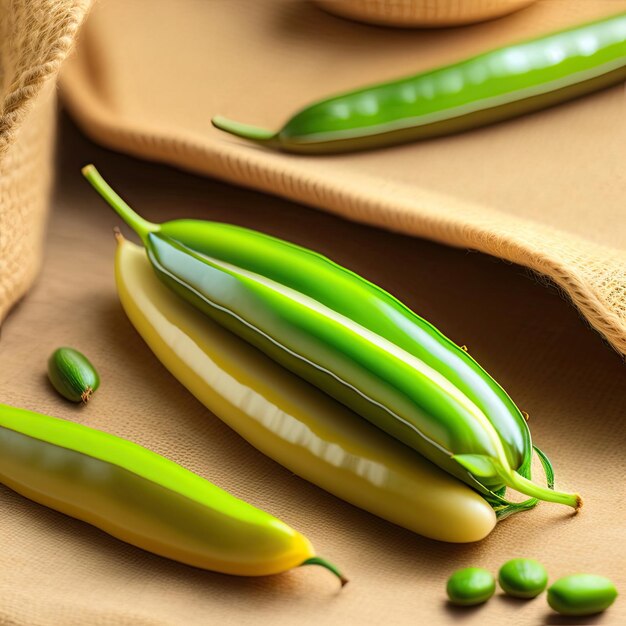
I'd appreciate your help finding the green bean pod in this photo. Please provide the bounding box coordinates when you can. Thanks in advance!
[83,165,581,511]
[212,11,626,153]
[0,403,344,581]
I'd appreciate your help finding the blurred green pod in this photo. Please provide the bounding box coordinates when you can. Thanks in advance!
[213,12,626,153]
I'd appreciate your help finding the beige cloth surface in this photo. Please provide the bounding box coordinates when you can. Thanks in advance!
[0,0,90,320]
[59,0,626,355]
[0,116,624,625]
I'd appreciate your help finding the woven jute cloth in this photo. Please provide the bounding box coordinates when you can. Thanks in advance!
[0,0,90,321]
[59,0,626,356]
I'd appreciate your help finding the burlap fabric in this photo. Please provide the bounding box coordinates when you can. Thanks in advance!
[59,0,626,356]
[0,0,90,321]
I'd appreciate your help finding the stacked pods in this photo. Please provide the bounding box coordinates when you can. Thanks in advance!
[84,166,581,534]
[115,237,498,542]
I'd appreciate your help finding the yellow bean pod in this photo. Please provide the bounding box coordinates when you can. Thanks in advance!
[0,403,331,577]
[115,237,497,543]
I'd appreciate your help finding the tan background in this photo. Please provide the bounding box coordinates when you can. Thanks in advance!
[0,115,623,625]
[60,0,626,354]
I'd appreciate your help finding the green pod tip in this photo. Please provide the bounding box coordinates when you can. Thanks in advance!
[82,165,160,243]
[505,468,582,511]
[453,454,582,510]
[211,116,277,144]
[301,557,348,587]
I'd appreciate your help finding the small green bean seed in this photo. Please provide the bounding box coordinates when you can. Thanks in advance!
[547,574,618,616]
[498,558,548,598]
[447,567,496,606]
[48,347,100,403]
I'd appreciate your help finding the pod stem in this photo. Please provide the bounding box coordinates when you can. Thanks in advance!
[503,469,581,510]
[211,116,277,143]
[301,557,348,587]
[455,452,580,511]
[81,165,159,243]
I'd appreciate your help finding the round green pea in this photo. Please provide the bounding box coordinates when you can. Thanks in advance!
[498,558,548,598]
[548,574,618,616]
[447,567,496,606]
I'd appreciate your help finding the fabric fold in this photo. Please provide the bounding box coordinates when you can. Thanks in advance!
[59,0,626,355]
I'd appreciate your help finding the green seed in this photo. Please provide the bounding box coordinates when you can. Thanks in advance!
[48,347,100,403]
[447,567,496,606]
[548,574,618,616]
[498,558,548,598]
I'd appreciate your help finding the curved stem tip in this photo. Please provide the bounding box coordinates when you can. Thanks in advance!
[505,469,581,510]
[211,116,276,143]
[454,453,580,510]
[301,557,348,587]
[81,165,159,244]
